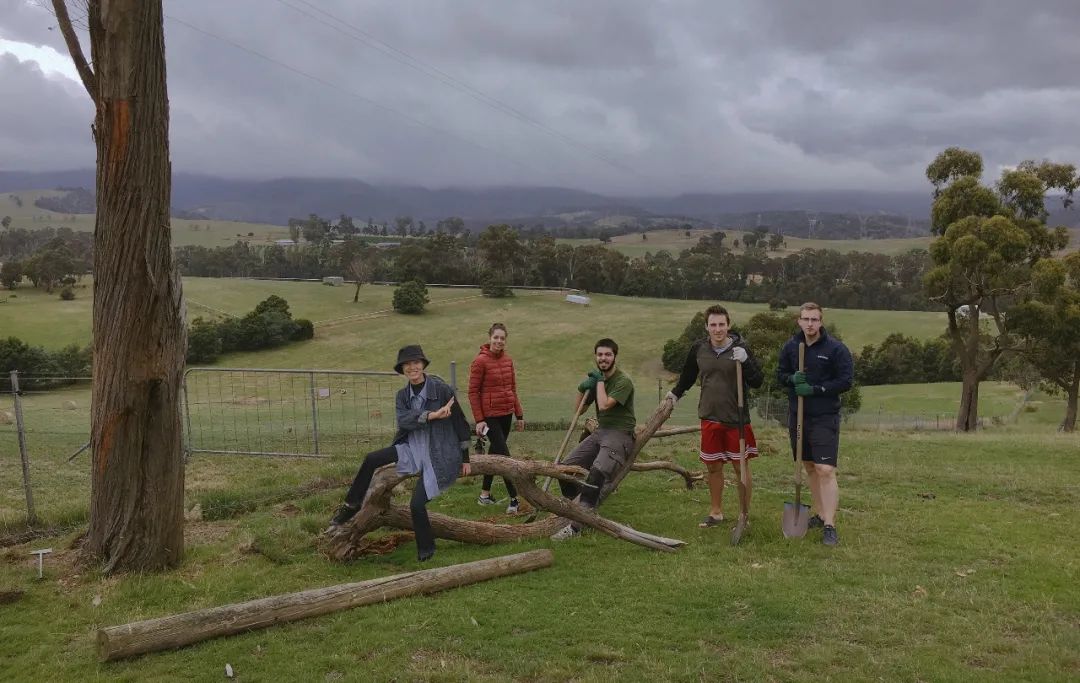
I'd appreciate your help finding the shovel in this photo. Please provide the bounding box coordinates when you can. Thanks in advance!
[730,361,751,546]
[524,394,588,523]
[782,342,811,538]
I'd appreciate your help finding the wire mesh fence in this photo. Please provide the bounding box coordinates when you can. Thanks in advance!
[3,367,1029,529]
[182,367,403,457]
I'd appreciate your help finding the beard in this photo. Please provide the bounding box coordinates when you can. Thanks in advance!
[596,359,614,372]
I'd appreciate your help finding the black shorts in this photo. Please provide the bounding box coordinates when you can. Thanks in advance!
[788,412,840,466]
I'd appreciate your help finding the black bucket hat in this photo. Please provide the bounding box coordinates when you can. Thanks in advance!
[394,345,430,374]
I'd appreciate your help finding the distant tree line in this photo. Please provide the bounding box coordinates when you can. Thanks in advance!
[33,187,95,214]
[174,225,935,311]
[1,227,93,295]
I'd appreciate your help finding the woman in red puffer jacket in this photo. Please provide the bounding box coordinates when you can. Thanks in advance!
[468,322,525,513]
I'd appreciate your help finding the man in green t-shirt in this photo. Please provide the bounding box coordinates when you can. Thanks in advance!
[552,338,636,539]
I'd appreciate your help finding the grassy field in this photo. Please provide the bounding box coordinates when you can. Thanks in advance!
[560,228,934,259]
[0,427,1076,680]
[0,276,949,358]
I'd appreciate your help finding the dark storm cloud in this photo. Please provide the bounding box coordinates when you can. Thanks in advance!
[1,0,1078,193]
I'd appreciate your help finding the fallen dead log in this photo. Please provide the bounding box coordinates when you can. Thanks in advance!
[321,455,685,559]
[630,460,704,489]
[97,549,553,661]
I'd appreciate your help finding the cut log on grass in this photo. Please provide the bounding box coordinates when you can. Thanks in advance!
[321,454,685,560]
[97,549,553,661]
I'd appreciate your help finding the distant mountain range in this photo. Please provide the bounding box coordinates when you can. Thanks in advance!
[2,169,1076,239]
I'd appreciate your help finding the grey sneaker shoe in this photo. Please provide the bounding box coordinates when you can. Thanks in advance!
[477,494,498,506]
[808,514,825,529]
[506,499,520,514]
[822,525,839,546]
[550,524,580,540]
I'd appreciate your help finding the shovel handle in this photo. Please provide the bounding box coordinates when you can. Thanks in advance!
[736,361,749,489]
[795,343,805,505]
[538,393,588,495]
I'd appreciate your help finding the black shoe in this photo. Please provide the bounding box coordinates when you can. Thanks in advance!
[329,503,358,528]
[418,548,436,562]
[808,514,824,529]
[822,525,839,546]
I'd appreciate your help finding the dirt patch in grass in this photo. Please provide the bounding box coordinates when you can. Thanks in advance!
[186,519,238,546]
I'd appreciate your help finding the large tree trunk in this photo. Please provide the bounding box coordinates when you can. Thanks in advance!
[956,369,980,432]
[1063,372,1079,433]
[81,1,186,572]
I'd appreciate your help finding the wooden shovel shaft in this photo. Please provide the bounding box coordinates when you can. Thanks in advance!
[736,362,749,509]
[538,393,588,495]
[795,343,805,505]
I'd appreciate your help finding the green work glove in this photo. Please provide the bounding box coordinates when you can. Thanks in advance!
[794,382,815,397]
[791,371,807,386]
[578,375,598,393]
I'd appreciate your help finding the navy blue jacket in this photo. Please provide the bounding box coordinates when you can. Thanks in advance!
[777,328,853,417]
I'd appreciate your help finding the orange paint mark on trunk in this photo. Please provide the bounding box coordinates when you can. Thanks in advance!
[107,99,130,175]
[96,412,125,476]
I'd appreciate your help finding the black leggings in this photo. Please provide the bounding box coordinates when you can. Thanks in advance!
[479,414,517,498]
[344,446,435,556]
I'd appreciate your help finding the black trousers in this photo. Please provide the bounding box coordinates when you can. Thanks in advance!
[344,445,435,556]
[479,414,518,498]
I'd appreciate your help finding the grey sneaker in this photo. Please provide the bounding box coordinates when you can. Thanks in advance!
[477,494,498,506]
[506,499,519,514]
[808,514,825,529]
[822,525,839,546]
[550,524,580,540]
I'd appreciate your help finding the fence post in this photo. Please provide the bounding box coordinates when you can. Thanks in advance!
[449,361,457,392]
[181,370,194,462]
[10,371,37,524]
[308,371,320,455]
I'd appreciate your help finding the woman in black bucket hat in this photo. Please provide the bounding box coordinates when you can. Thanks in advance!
[328,345,472,562]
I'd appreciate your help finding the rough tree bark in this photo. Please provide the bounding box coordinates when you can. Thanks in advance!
[54,0,186,572]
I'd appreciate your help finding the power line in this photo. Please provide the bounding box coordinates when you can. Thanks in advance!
[165,14,543,175]
[272,0,646,178]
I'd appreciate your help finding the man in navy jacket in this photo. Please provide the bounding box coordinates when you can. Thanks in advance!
[777,302,853,546]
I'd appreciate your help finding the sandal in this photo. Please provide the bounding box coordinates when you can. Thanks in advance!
[698,514,724,528]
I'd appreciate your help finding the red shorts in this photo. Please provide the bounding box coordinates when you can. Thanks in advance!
[700,420,758,463]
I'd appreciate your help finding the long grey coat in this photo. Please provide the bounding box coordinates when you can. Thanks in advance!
[392,374,471,497]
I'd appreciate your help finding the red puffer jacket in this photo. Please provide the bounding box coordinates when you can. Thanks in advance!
[468,344,523,422]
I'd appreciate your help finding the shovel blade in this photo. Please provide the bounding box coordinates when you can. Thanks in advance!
[730,514,749,546]
[782,502,810,538]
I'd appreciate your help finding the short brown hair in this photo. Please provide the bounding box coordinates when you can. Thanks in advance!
[595,338,619,356]
[704,304,730,324]
[488,322,508,337]
[800,302,823,317]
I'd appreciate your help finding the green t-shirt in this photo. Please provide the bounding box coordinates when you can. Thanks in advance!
[593,368,635,433]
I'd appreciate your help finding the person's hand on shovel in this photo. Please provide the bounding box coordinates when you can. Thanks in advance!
[578,369,603,394]
[794,380,815,397]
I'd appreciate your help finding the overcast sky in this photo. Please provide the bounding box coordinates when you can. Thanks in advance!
[1,0,1078,195]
